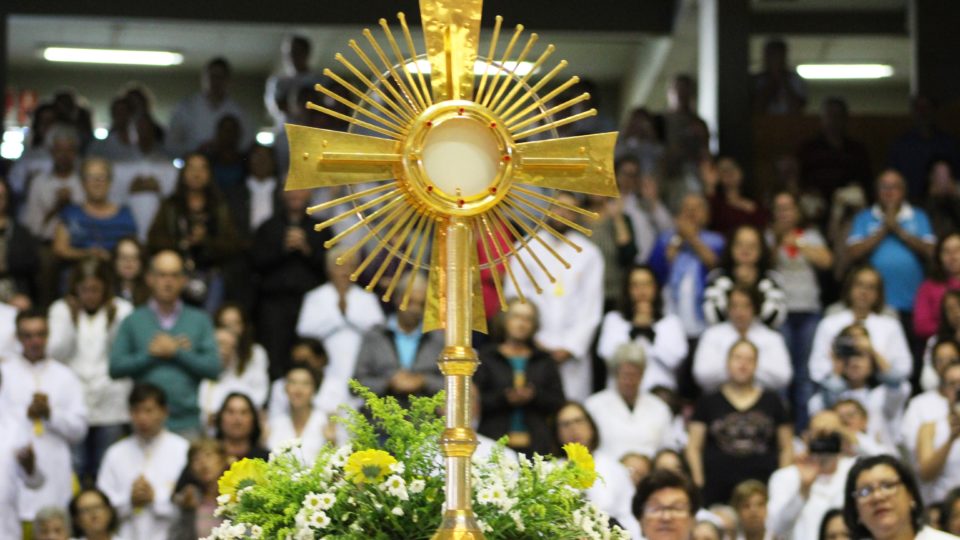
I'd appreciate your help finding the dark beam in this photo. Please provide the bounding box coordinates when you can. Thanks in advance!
[911,0,960,105]
[2,0,678,33]
[716,0,753,172]
[750,9,907,36]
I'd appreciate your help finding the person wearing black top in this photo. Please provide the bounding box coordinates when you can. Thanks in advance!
[686,338,794,506]
[0,176,39,305]
[475,298,565,456]
[251,188,329,379]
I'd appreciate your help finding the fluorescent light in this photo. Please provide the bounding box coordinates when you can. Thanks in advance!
[43,47,184,66]
[405,59,537,77]
[94,128,108,140]
[797,64,894,80]
[256,131,275,146]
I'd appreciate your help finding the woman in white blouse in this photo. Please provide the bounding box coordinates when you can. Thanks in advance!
[807,265,912,386]
[267,366,338,464]
[47,257,133,482]
[198,303,269,428]
[598,265,688,392]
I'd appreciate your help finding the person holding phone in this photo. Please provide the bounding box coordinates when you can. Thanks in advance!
[767,410,856,540]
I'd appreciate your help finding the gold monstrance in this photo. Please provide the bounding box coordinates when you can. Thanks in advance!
[284,0,618,536]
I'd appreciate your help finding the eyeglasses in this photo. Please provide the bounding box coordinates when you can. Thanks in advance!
[852,480,902,501]
[557,417,588,429]
[643,504,690,518]
[76,503,108,516]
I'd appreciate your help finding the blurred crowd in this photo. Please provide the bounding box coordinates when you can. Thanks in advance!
[1,35,960,540]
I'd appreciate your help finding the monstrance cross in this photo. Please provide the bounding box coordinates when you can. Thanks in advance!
[284,1,618,536]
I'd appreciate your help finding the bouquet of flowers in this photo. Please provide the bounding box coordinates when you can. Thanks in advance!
[207,383,629,539]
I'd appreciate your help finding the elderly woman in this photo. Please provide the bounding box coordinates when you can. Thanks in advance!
[53,157,137,264]
[843,454,958,539]
[633,468,700,540]
[585,342,673,461]
[34,506,72,540]
[687,339,793,505]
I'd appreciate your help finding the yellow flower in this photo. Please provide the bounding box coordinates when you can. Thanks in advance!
[563,443,597,489]
[218,458,266,502]
[344,449,397,485]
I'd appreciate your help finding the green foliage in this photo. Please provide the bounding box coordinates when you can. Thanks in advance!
[206,382,627,540]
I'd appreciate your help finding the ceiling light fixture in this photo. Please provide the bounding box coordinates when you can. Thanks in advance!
[405,59,537,77]
[42,47,184,66]
[796,64,894,80]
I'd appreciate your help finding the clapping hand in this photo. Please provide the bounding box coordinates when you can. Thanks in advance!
[131,475,155,507]
[27,393,50,421]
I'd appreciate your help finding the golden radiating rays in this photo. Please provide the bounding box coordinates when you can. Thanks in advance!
[285,7,618,329]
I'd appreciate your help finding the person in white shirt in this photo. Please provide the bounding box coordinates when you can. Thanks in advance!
[916,361,960,504]
[266,366,340,464]
[22,125,85,307]
[903,339,958,457]
[693,285,792,392]
[586,342,673,462]
[227,144,278,238]
[263,35,323,128]
[48,258,134,483]
[504,192,605,403]
[597,265,688,392]
[97,383,189,540]
[22,125,83,243]
[0,373,44,540]
[198,303,269,428]
[808,324,910,455]
[109,114,178,241]
[766,410,856,540]
[842,454,960,540]
[0,310,87,525]
[808,265,913,386]
[296,248,384,399]
[267,337,350,419]
[166,58,253,159]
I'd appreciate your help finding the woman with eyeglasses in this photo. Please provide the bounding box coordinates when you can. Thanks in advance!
[68,488,119,540]
[843,454,958,539]
[554,402,639,539]
[633,468,699,540]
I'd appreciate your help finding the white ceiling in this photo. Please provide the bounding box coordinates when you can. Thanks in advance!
[7,15,650,81]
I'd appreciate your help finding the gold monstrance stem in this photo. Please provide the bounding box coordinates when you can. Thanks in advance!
[435,217,483,538]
